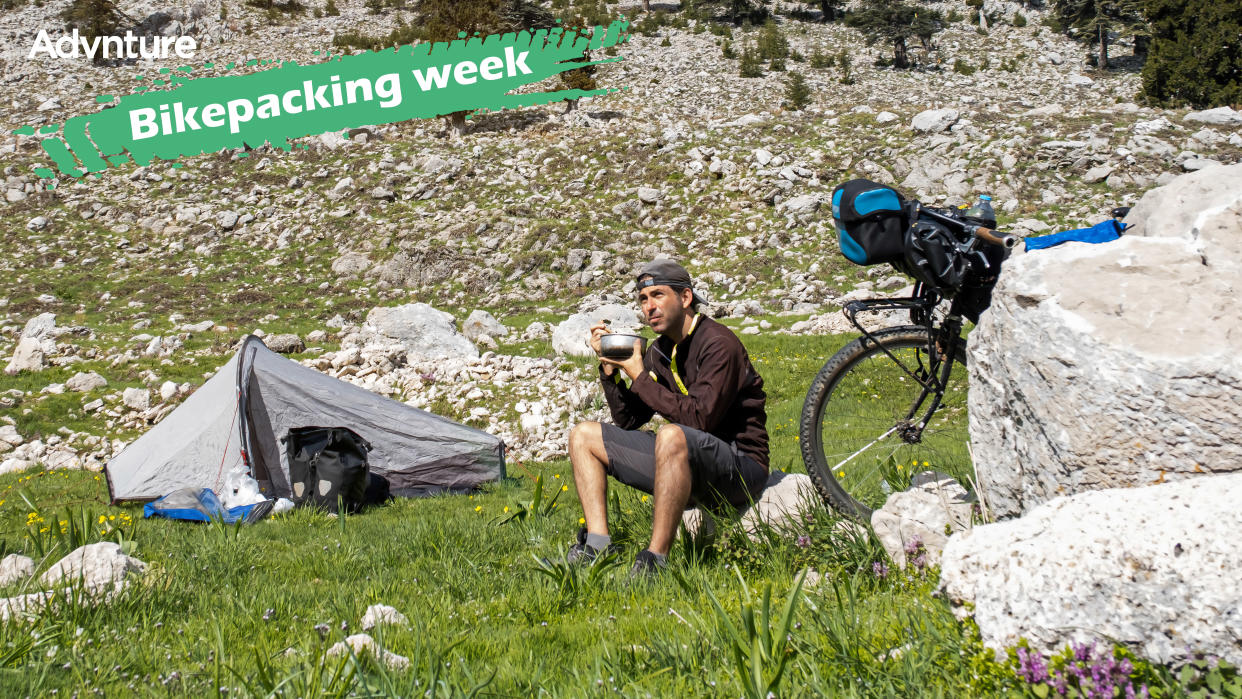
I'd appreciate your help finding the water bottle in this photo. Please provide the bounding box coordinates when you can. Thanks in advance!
[963,194,997,228]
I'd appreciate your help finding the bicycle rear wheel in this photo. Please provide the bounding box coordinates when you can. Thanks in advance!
[799,326,970,519]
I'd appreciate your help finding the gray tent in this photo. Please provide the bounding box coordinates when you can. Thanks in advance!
[105,335,505,502]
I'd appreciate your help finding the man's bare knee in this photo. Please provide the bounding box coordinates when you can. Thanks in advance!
[654,424,687,460]
[570,421,608,464]
[569,421,600,449]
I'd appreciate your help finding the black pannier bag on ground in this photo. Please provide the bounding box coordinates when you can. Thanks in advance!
[831,179,909,265]
[284,426,372,514]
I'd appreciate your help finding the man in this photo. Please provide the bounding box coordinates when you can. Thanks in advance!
[566,260,770,576]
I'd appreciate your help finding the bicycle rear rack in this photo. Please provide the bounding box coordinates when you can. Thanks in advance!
[839,283,945,394]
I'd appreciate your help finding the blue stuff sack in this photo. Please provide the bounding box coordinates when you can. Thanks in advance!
[831,179,908,265]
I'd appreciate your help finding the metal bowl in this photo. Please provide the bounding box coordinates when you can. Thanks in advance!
[599,333,647,360]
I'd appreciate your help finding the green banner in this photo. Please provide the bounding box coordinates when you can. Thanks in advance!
[26,20,630,178]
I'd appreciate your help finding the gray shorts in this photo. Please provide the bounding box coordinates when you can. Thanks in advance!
[600,423,768,509]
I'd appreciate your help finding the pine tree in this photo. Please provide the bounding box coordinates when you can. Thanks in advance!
[757,19,788,61]
[1141,0,1242,107]
[846,0,943,70]
[416,0,555,134]
[61,0,130,53]
[739,42,765,77]
[784,71,812,110]
[557,15,599,113]
[803,0,843,22]
[1052,0,1147,70]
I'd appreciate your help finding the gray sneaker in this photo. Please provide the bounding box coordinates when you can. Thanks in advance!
[566,527,621,564]
[628,549,667,580]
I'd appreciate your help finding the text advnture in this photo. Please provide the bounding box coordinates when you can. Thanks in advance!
[29,29,196,60]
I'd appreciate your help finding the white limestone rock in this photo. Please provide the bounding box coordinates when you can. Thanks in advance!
[4,313,58,375]
[361,303,478,361]
[871,472,973,569]
[681,471,817,544]
[40,542,147,593]
[264,333,305,354]
[969,164,1242,517]
[940,472,1242,666]
[327,633,410,670]
[123,387,151,412]
[360,603,409,630]
[1184,106,1242,126]
[911,109,959,134]
[462,310,507,341]
[66,371,107,392]
[0,554,34,587]
[551,304,643,357]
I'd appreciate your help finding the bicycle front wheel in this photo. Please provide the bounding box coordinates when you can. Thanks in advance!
[799,326,971,520]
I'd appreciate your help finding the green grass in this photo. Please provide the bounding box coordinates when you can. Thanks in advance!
[0,333,1033,697]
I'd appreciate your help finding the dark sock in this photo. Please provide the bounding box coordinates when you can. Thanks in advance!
[648,550,668,566]
[585,532,612,551]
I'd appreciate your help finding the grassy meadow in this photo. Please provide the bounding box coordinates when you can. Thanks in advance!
[0,334,1184,697]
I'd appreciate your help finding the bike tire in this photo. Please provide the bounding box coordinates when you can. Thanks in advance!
[799,325,970,520]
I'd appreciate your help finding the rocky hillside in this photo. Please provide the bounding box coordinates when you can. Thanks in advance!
[1,0,1240,472]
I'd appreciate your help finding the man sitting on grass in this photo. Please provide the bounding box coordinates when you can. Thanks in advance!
[566,260,770,577]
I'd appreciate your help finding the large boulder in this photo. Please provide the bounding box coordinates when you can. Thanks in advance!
[4,313,58,375]
[0,554,34,586]
[360,303,478,361]
[461,310,507,341]
[1183,106,1242,126]
[263,333,305,354]
[40,542,147,592]
[911,108,959,134]
[66,371,107,392]
[871,472,973,569]
[551,304,643,357]
[969,164,1242,517]
[681,471,819,543]
[939,472,1242,666]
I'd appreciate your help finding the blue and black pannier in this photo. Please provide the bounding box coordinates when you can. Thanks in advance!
[831,179,908,265]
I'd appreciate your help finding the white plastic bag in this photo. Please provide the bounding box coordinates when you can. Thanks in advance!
[221,464,267,508]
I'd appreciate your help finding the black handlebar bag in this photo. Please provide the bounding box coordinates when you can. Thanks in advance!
[899,219,1008,323]
[284,426,372,514]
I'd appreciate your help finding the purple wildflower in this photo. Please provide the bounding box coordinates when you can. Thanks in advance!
[1074,642,1094,662]
[872,561,889,579]
[903,536,923,556]
[1016,647,1050,684]
[796,535,811,548]
[1053,670,1068,696]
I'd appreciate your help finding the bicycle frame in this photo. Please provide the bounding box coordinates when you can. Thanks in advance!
[839,282,966,446]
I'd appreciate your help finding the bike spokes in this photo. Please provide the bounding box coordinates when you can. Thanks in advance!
[816,343,970,512]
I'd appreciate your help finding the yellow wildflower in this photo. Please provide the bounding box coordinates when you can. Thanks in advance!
[578,517,585,525]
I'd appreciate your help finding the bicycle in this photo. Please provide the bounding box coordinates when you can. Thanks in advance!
[798,203,1020,519]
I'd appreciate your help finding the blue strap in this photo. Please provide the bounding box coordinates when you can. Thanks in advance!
[1026,220,1123,251]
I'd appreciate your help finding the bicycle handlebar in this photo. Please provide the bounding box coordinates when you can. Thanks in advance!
[966,225,1021,249]
[914,205,1023,249]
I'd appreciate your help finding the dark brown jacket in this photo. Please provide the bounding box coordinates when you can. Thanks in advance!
[600,315,769,468]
